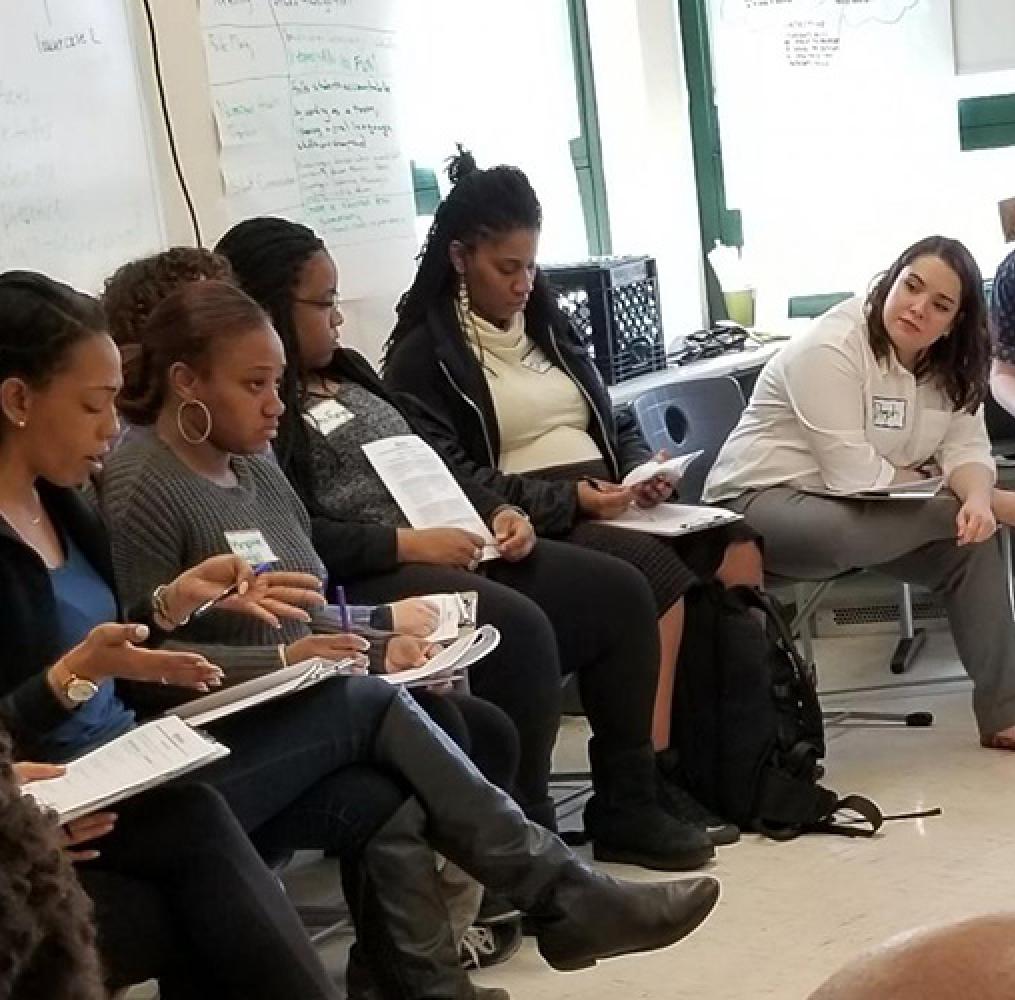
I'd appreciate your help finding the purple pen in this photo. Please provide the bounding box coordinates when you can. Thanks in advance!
[333,584,352,632]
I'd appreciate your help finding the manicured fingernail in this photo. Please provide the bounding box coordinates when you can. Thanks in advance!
[238,581,249,595]
[196,683,209,692]
[134,624,149,640]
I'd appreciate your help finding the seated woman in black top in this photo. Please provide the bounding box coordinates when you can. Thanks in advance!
[381,151,763,764]
[213,217,727,862]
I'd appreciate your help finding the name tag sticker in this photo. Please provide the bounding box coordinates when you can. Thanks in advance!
[305,399,355,437]
[872,397,907,430]
[520,345,553,374]
[224,530,278,566]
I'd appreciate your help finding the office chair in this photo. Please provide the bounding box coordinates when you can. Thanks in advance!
[627,375,932,728]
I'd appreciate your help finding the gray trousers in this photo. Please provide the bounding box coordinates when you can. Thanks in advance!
[729,487,1015,738]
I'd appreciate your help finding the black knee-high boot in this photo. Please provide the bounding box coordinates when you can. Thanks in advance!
[371,693,721,972]
[340,823,509,1000]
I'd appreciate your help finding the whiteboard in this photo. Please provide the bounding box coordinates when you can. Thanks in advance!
[0,0,164,292]
[199,0,417,311]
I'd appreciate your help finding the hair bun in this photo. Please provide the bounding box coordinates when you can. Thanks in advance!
[446,145,478,186]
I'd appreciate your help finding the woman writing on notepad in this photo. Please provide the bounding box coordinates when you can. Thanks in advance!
[703,235,1015,751]
[380,151,763,780]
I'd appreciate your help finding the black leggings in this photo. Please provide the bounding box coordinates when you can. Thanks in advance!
[80,782,340,1000]
[345,538,660,823]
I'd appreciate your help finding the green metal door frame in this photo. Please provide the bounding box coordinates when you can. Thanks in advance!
[566,0,612,256]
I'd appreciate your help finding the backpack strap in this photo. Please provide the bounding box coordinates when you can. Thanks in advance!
[811,794,884,838]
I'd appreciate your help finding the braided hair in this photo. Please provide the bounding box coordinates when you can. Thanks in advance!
[0,725,105,999]
[383,147,552,367]
[0,272,106,434]
[214,218,330,507]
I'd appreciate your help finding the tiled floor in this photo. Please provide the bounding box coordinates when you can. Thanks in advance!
[129,624,1015,998]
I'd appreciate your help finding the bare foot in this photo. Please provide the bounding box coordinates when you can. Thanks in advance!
[982,724,1015,750]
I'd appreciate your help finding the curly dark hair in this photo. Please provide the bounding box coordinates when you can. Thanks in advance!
[0,726,105,999]
[383,147,550,367]
[101,248,234,350]
[864,235,989,414]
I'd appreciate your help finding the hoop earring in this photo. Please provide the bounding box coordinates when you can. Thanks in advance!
[176,399,212,445]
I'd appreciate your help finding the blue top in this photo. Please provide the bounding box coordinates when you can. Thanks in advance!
[991,248,1015,362]
[37,534,135,760]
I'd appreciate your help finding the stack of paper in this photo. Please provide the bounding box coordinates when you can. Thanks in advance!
[801,476,945,500]
[169,657,358,727]
[21,717,229,823]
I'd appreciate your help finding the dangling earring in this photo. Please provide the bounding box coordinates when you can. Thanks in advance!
[176,398,213,445]
[456,274,471,319]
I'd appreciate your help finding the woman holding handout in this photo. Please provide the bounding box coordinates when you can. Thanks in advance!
[380,151,763,796]
[211,218,718,866]
[703,235,1015,750]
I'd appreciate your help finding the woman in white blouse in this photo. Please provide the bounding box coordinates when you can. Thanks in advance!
[704,235,1015,750]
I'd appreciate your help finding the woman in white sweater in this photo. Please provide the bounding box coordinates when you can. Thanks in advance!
[704,235,1015,750]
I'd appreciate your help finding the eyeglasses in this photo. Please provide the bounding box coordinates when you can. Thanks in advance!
[294,293,342,311]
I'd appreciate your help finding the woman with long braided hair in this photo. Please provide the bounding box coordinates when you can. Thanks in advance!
[382,151,763,834]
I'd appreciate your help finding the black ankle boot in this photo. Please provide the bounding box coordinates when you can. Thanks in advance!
[371,693,722,973]
[583,740,715,871]
[341,802,511,1000]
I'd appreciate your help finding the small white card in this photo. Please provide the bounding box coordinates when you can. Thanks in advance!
[305,399,355,437]
[224,529,278,566]
[622,450,703,488]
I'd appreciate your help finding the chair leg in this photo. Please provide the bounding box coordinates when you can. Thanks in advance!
[889,582,927,675]
[1002,526,1015,621]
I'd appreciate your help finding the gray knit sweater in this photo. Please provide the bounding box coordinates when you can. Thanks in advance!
[99,433,327,676]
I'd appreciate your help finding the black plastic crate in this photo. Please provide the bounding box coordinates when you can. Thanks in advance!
[543,255,667,385]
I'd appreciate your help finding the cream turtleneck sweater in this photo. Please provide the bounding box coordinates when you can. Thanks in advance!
[464,310,601,474]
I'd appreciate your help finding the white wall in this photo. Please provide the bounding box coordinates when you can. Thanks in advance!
[587,0,707,343]
[953,0,1015,74]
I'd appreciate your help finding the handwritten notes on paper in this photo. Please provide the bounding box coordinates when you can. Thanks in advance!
[0,0,163,290]
[200,0,415,294]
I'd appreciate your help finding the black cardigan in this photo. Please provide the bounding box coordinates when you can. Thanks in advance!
[0,481,165,758]
[382,298,653,537]
[286,346,510,585]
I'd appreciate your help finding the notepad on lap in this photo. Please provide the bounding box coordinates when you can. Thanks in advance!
[800,476,944,500]
[605,503,743,537]
[21,717,230,824]
[169,657,358,727]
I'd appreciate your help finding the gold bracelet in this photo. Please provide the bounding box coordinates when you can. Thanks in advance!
[152,584,190,629]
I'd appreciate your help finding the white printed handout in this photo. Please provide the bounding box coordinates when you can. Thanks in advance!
[169,657,360,728]
[21,717,229,824]
[622,451,704,489]
[362,436,498,560]
[381,625,500,688]
[606,503,743,538]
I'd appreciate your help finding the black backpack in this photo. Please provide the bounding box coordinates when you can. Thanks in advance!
[673,582,883,840]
